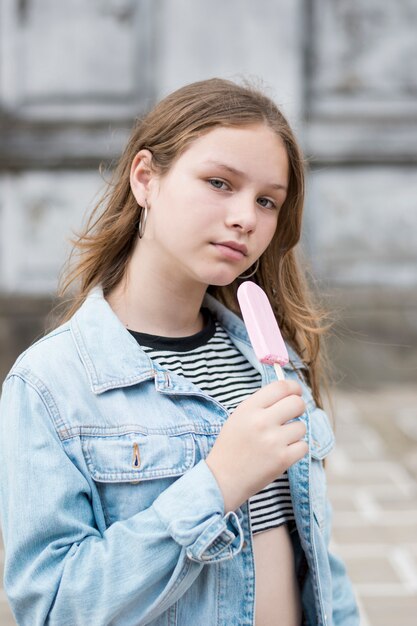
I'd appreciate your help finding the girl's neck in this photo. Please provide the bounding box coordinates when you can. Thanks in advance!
[106,258,207,338]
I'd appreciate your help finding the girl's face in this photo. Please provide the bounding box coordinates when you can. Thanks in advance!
[137,123,289,287]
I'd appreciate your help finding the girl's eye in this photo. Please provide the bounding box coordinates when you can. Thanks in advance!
[257,197,276,210]
[208,178,228,190]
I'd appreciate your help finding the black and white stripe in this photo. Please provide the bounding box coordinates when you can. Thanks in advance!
[130,314,295,535]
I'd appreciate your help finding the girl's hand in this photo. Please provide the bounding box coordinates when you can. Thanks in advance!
[205,380,308,512]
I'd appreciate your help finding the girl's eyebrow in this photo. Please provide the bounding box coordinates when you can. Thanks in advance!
[201,160,287,191]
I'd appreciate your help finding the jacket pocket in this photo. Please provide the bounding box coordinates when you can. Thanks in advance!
[309,405,335,530]
[81,431,196,527]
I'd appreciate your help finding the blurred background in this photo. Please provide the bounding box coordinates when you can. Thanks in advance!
[0,1,416,624]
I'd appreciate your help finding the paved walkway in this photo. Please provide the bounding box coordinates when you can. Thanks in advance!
[1,385,416,624]
[326,385,417,626]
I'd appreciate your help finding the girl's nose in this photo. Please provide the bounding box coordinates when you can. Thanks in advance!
[225,197,257,233]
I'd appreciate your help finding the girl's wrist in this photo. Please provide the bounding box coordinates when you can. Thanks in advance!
[205,455,242,512]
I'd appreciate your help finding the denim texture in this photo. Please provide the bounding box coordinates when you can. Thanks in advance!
[0,286,360,625]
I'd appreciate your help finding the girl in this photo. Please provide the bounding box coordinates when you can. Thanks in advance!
[0,78,359,625]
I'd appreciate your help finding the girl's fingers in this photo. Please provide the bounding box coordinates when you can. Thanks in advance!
[244,380,303,410]
[279,419,307,444]
[263,393,306,425]
[285,440,309,466]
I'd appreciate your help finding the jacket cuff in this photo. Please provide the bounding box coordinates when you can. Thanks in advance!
[152,459,244,563]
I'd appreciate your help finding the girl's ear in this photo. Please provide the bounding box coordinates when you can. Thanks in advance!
[130,149,155,206]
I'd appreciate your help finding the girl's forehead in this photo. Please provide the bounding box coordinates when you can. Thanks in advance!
[173,124,289,182]
[178,124,286,164]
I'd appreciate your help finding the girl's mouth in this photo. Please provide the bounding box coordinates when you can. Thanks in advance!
[212,243,246,261]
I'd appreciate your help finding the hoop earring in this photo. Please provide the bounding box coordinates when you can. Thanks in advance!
[238,258,259,279]
[138,201,148,238]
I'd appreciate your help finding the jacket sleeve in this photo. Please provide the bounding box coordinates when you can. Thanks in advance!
[0,374,244,626]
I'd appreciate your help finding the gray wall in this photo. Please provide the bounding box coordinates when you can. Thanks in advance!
[1,0,416,387]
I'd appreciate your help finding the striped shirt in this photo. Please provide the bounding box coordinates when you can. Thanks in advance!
[128,307,295,535]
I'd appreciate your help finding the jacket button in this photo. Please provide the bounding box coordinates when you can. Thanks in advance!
[242,541,247,549]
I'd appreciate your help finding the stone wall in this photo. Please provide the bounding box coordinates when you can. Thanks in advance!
[1,0,416,386]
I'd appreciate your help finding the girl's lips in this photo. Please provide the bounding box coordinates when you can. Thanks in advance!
[212,243,246,261]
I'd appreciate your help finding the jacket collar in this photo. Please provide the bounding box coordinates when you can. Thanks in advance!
[71,285,304,394]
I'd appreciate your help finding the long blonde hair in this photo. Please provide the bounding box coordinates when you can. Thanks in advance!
[55,78,331,407]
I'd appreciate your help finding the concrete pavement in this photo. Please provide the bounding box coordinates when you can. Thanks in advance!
[326,385,417,626]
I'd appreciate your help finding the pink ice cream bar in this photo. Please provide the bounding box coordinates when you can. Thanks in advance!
[237,281,288,380]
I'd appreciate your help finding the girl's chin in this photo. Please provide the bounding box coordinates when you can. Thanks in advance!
[206,274,241,287]
[194,264,243,287]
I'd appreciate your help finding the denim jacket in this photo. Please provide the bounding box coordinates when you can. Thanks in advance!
[0,286,360,626]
